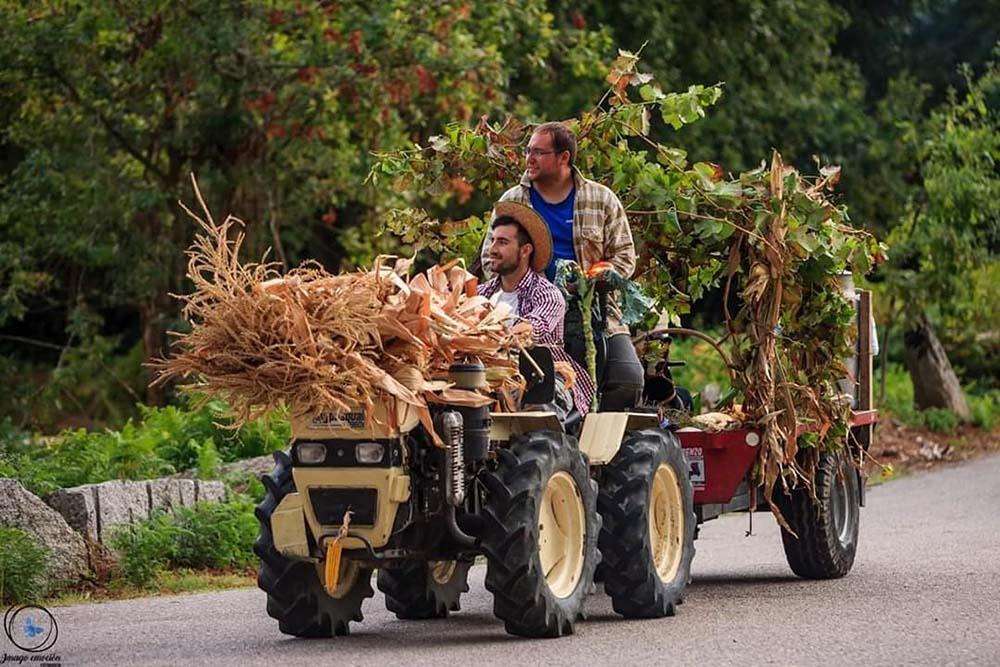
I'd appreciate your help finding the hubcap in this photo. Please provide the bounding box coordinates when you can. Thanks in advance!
[650,463,685,582]
[430,560,457,585]
[537,471,586,598]
[830,456,858,546]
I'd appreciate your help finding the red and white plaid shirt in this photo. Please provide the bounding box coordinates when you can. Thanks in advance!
[478,270,595,415]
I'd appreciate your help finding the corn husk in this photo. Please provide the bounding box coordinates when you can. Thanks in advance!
[153,178,529,445]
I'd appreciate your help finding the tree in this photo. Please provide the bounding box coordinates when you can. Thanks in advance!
[882,61,1000,416]
[0,0,606,420]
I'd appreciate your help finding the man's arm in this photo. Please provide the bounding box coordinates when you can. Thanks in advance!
[521,283,566,348]
[603,189,636,279]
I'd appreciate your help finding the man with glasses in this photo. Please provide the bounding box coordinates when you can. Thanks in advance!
[480,122,644,411]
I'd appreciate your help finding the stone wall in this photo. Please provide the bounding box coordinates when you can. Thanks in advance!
[47,478,226,543]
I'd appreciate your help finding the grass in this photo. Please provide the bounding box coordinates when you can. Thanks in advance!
[878,362,999,433]
[45,569,256,607]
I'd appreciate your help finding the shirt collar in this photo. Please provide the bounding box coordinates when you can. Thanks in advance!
[519,166,586,189]
[484,269,537,296]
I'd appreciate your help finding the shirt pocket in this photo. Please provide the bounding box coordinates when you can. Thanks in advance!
[577,217,604,267]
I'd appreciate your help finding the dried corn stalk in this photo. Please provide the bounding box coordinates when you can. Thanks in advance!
[153,177,530,445]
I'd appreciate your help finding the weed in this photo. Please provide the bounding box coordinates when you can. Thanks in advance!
[109,497,257,588]
[0,527,50,604]
[923,408,959,433]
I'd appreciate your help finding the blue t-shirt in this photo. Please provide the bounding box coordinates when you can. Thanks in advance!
[530,187,576,281]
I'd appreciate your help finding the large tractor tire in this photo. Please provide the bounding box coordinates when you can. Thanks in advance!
[775,449,860,579]
[377,559,472,620]
[479,430,600,638]
[254,451,374,637]
[597,428,695,618]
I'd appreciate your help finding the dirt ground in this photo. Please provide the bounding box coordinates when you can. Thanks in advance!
[866,418,1000,481]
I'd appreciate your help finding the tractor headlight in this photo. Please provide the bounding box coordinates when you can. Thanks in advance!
[355,442,385,464]
[297,442,327,464]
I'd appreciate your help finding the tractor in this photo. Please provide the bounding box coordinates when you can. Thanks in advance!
[253,274,876,638]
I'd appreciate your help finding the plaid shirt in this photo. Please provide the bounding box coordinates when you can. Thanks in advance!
[482,168,637,335]
[478,270,595,415]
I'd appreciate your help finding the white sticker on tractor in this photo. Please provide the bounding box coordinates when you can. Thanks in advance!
[684,447,706,490]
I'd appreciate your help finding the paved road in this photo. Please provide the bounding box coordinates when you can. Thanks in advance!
[41,455,1000,666]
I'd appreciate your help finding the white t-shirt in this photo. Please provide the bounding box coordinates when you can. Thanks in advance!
[490,289,519,326]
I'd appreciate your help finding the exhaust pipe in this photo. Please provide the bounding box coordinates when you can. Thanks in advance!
[440,410,476,547]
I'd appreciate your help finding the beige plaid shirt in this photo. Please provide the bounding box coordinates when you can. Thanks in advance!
[481,168,637,335]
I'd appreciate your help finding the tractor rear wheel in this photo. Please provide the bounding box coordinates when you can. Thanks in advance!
[598,429,695,618]
[776,449,860,579]
[254,451,374,637]
[377,559,472,619]
[479,430,600,638]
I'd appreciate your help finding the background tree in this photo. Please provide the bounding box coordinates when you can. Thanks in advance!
[0,0,606,423]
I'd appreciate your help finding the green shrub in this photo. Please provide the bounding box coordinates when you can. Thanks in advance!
[660,333,732,409]
[968,391,999,430]
[170,498,257,570]
[0,527,50,604]
[110,497,257,587]
[196,438,221,479]
[0,400,290,495]
[923,408,959,433]
[110,512,177,587]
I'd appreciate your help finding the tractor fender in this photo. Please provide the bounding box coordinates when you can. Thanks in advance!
[579,412,660,465]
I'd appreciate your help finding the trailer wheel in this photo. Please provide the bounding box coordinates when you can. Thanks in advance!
[598,428,696,618]
[377,559,471,619]
[254,451,374,637]
[479,430,600,638]
[776,449,860,579]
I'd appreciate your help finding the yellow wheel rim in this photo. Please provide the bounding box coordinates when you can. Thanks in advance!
[537,471,586,599]
[316,558,360,599]
[649,463,684,583]
[430,560,457,585]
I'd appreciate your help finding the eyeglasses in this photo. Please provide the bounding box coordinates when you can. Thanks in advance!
[523,148,557,158]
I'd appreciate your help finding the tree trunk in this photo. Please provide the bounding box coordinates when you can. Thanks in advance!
[902,314,970,420]
[140,299,167,406]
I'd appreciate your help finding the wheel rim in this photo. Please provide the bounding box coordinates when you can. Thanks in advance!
[537,471,586,599]
[830,457,858,546]
[649,463,685,583]
[429,560,457,585]
[315,558,360,599]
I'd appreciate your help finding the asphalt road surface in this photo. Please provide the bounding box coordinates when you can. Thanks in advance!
[42,454,1000,666]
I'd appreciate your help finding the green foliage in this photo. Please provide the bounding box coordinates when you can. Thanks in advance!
[0,527,50,604]
[110,497,257,588]
[559,0,870,172]
[0,401,289,496]
[968,391,1000,431]
[374,53,883,481]
[0,1,608,392]
[883,62,1000,323]
[668,335,733,401]
[923,408,960,434]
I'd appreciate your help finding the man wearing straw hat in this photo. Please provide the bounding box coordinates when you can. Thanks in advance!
[479,201,595,416]
[480,121,644,411]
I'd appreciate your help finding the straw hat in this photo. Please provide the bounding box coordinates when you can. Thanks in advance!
[493,201,553,273]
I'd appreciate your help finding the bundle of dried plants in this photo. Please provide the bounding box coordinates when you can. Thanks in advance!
[153,177,529,443]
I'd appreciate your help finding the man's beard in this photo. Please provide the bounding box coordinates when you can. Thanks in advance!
[490,255,518,276]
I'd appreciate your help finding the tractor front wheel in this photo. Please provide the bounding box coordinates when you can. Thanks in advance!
[479,430,600,638]
[597,428,695,618]
[254,451,374,637]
